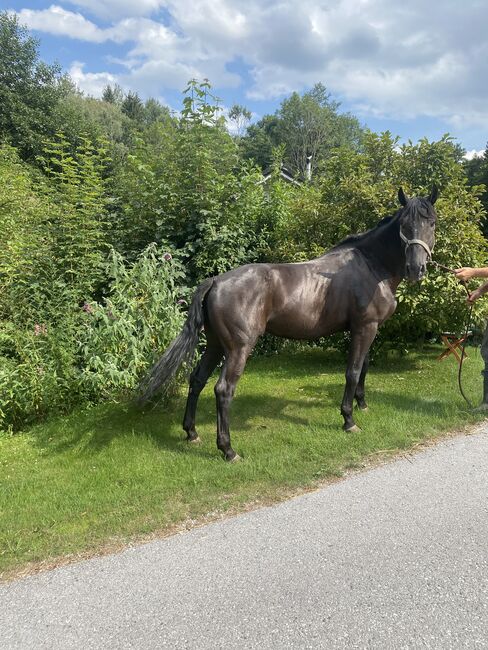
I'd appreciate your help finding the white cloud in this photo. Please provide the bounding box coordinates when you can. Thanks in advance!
[464,150,485,161]
[15,0,488,130]
[18,5,106,42]
[64,0,165,21]
[69,61,118,96]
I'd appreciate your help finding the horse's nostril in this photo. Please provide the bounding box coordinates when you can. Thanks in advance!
[406,263,411,275]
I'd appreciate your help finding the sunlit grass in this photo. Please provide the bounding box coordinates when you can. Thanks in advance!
[0,346,485,577]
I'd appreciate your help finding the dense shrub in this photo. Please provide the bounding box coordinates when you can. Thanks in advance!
[79,245,185,398]
[0,320,79,429]
[114,81,268,284]
[0,244,185,430]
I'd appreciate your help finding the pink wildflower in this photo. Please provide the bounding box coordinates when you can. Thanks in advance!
[163,252,172,261]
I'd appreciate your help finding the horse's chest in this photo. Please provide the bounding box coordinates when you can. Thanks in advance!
[360,283,397,323]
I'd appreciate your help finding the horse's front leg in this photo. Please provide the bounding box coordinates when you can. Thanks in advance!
[355,353,369,411]
[341,324,378,432]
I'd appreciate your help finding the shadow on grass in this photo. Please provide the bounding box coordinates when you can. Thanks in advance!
[29,348,463,458]
[249,348,422,377]
[30,392,320,457]
[30,380,463,460]
[301,381,462,417]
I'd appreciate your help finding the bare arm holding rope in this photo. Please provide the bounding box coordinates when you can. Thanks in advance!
[454,266,488,409]
[465,281,488,304]
[454,268,488,303]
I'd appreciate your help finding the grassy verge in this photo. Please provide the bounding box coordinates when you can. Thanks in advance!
[1,346,486,578]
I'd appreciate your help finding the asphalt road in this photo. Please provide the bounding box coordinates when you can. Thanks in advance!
[1,428,488,649]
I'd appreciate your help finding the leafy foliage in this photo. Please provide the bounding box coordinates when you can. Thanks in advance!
[463,145,488,235]
[79,245,185,398]
[0,145,50,324]
[1,14,487,431]
[241,83,363,176]
[115,80,267,283]
[40,133,111,301]
[0,12,68,160]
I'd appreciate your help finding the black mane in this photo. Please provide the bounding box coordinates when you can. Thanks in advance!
[331,211,400,251]
[331,196,435,253]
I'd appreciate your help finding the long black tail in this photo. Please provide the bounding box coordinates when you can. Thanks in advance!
[138,277,214,403]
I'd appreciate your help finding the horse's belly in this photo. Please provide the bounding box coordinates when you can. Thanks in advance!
[266,308,346,340]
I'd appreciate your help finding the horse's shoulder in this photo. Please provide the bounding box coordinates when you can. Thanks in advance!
[319,247,360,268]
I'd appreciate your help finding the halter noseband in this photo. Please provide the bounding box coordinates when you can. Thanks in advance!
[399,229,433,259]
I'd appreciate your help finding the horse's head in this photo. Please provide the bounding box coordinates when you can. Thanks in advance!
[398,186,438,282]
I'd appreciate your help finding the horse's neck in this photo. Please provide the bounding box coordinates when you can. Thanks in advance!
[358,219,405,284]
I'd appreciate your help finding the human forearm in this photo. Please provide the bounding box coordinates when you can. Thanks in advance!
[455,267,488,281]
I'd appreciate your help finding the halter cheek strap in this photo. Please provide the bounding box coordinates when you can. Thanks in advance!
[399,229,434,259]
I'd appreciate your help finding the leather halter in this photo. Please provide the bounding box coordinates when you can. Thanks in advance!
[399,229,433,259]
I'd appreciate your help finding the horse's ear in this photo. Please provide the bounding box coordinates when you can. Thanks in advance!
[398,187,408,207]
[428,184,438,205]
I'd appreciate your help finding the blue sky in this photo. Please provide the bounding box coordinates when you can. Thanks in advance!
[6,0,488,155]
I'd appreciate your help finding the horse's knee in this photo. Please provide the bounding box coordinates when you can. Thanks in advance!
[214,379,234,403]
[345,368,361,385]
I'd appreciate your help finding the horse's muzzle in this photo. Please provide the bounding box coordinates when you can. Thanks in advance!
[405,262,427,282]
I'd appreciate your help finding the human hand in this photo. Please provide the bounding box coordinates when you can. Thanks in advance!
[467,288,481,304]
[454,267,475,281]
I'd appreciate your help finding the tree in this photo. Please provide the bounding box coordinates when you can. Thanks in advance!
[121,91,145,123]
[102,84,124,105]
[239,114,279,169]
[143,98,171,126]
[0,11,68,160]
[241,83,363,177]
[55,91,133,169]
[227,104,252,138]
[274,83,361,177]
[463,145,488,233]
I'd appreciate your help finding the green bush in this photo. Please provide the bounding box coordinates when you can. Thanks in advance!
[0,241,186,430]
[0,320,79,430]
[114,80,268,284]
[78,245,185,398]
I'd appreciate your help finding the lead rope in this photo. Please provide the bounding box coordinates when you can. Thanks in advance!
[429,260,474,409]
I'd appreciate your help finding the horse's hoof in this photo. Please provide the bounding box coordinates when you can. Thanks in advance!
[226,453,241,463]
[345,424,361,433]
[187,436,201,444]
[358,405,369,412]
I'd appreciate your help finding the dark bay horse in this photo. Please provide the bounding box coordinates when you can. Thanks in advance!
[140,187,438,460]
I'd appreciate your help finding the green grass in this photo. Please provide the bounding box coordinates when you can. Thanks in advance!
[0,346,486,578]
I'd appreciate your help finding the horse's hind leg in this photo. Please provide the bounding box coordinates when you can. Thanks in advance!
[355,353,369,410]
[183,344,222,442]
[214,346,251,461]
